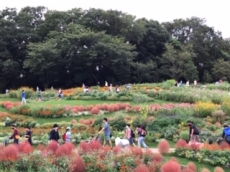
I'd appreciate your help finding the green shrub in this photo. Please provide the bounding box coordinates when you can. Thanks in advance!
[109,115,126,131]
[179,130,189,142]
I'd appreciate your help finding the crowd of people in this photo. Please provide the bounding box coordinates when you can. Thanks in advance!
[6,117,230,148]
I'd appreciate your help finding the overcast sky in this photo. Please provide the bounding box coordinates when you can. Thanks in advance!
[1,0,229,38]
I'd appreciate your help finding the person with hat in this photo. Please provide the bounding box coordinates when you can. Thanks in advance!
[64,126,72,143]
[9,125,20,144]
[49,124,60,142]
[25,126,32,145]
[222,124,230,144]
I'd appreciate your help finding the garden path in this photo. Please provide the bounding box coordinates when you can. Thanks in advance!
[147,148,175,153]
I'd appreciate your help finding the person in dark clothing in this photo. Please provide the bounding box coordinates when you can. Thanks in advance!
[49,124,60,142]
[187,120,200,142]
[9,125,20,144]
[25,126,32,145]
[222,124,230,144]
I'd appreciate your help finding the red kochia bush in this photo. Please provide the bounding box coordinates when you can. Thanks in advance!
[201,168,210,172]
[113,146,121,154]
[79,141,90,153]
[102,103,109,110]
[134,164,150,172]
[186,162,197,172]
[55,144,70,157]
[214,167,225,172]
[90,107,100,115]
[113,104,119,111]
[108,105,114,112]
[152,153,163,163]
[175,139,188,148]
[1,144,19,161]
[69,155,85,172]
[219,141,229,150]
[131,146,143,156]
[161,160,181,172]
[88,141,102,150]
[18,141,33,153]
[158,139,170,154]
[47,141,59,152]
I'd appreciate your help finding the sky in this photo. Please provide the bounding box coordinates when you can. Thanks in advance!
[1,0,229,38]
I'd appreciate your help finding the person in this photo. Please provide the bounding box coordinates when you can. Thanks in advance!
[65,126,72,143]
[116,85,120,93]
[187,120,200,142]
[136,125,148,148]
[125,124,134,145]
[99,118,112,148]
[21,90,27,104]
[109,84,113,92]
[58,88,63,99]
[49,124,60,143]
[222,124,230,144]
[38,90,42,102]
[9,125,20,144]
[25,126,32,145]
[105,81,108,87]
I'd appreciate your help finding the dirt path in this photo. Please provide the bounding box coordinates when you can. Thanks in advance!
[147,148,175,153]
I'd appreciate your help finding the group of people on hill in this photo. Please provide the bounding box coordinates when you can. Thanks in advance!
[7,118,230,148]
[7,125,32,145]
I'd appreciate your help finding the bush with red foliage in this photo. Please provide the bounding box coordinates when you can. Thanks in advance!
[71,107,78,114]
[170,157,179,163]
[158,139,170,154]
[131,146,143,156]
[186,162,196,172]
[0,144,19,161]
[90,107,100,115]
[161,160,181,172]
[113,146,121,154]
[65,142,75,151]
[219,141,229,150]
[189,143,200,151]
[214,166,225,172]
[175,139,188,148]
[47,141,59,152]
[125,107,130,112]
[108,105,115,112]
[18,141,33,153]
[79,141,90,153]
[134,164,150,172]
[116,102,121,109]
[69,155,86,172]
[71,119,77,124]
[201,168,210,172]
[113,104,120,111]
[77,105,85,111]
[88,141,102,151]
[152,153,163,163]
[102,145,111,153]
[86,105,94,111]
[102,103,109,110]
[95,104,101,110]
[55,144,70,157]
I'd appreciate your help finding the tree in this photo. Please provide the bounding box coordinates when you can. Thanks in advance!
[24,23,136,87]
[212,59,230,81]
[159,43,198,81]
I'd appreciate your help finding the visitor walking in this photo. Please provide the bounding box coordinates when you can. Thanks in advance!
[99,118,112,148]
[136,125,148,148]
[25,126,32,145]
[116,85,120,93]
[58,88,63,99]
[125,124,134,145]
[187,120,200,142]
[222,124,230,144]
[38,90,42,102]
[49,124,60,143]
[9,125,20,144]
[21,90,27,104]
[63,126,71,143]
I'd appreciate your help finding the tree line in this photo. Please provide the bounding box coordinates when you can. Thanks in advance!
[1,6,230,91]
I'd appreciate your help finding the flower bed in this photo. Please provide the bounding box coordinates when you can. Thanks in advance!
[0,140,219,172]
[174,139,230,168]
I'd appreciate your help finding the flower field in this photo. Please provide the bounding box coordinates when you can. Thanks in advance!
[1,81,230,171]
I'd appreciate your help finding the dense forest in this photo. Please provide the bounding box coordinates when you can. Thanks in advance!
[1,6,230,91]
